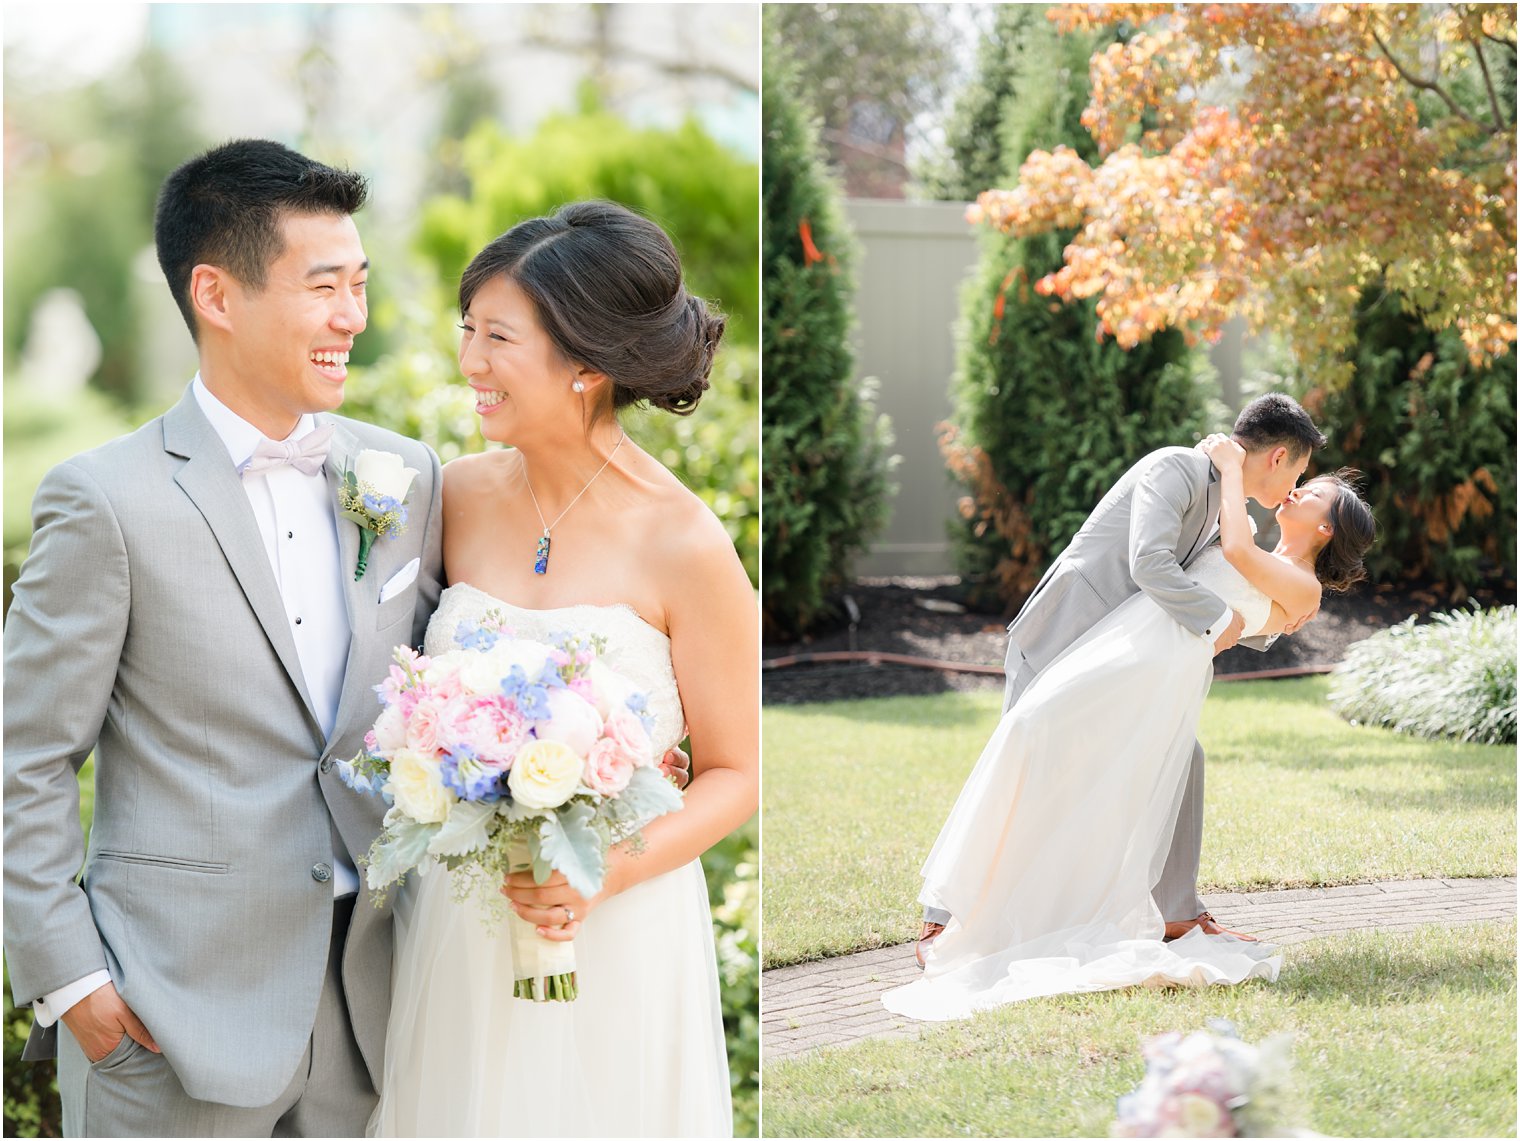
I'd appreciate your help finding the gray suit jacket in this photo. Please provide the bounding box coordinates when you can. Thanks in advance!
[1002,445,1265,709]
[3,386,444,1107]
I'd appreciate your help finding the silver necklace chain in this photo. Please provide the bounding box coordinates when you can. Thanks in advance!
[524,432,626,574]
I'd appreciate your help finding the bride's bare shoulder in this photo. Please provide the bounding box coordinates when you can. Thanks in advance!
[443,449,520,512]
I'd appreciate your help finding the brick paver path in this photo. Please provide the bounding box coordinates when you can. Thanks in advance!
[761,876,1517,1064]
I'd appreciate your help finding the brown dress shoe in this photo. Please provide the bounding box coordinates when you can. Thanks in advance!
[1163,910,1259,943]
[915,921,946,969]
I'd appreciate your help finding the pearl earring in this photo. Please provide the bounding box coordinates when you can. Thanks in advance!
[572,380,585,393]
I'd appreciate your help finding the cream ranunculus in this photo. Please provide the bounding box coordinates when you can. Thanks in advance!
[507,740,585,809]
[354,449,419,503]
[386,748,455,823]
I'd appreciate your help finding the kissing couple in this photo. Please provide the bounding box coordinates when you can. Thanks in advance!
[4,139,757,1136]
[887,394,1375,1021]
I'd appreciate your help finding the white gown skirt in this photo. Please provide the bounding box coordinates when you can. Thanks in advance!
[884,591,1280,1022]
[370,859,732,1137]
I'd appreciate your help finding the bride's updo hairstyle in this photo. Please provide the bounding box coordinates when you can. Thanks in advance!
[1307,469,1375,593]
[459,200,725,417]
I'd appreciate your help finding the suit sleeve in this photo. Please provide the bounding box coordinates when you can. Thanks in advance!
[3,461,127,1005]
[409,444,445,650]
[1128,452,1231,640]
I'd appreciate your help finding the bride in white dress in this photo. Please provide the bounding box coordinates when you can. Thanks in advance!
[885,435,1374,1022]
[370,202,757,1136]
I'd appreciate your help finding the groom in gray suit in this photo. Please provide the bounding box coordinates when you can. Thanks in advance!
[3,140,445,1135]
[918,394,1326,966]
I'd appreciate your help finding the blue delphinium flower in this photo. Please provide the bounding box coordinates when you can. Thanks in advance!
[440,746,507,802]
[455,620,500,652]
[625,692,656,733]
[499,665,553,720]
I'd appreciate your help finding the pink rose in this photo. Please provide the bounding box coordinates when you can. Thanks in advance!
[405,694,446,756]
[604,708,654,767]
[582,737,636,796]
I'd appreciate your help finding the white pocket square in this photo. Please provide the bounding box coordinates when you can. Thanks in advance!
[378,558,420,604]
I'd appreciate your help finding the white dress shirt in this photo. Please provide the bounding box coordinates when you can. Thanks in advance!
[36,376,359,1027]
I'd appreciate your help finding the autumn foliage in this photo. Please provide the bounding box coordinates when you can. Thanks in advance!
[972,4,1516,386]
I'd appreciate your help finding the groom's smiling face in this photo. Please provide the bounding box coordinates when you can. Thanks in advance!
[209,210,369,435]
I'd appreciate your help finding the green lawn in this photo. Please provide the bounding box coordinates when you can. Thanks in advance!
[762,921,1517,1138]
[763,677,1515,966]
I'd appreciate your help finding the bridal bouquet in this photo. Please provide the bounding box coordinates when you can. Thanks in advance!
[339,611,683,1001]
[1112,1021,1314,1137]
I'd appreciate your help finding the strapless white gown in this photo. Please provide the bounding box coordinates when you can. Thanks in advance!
[369,584,731,1137]
[884,547,1283,1021]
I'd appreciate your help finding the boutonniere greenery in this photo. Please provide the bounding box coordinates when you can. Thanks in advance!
[338,449,419,581]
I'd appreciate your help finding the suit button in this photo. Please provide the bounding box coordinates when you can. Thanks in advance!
[319,756,334,774]
[311,863,332,883]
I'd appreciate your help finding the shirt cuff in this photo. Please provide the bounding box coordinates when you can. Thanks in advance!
[34,970,112,1027]
[1201,603,1235,643]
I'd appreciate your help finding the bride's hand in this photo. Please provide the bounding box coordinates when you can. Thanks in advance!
[502,865,616,942]
[1197,432,1245,473]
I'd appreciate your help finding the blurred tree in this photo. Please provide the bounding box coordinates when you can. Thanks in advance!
[761,55,895,638]
[942,15,1209,614]
[3,45,201,405]
[917,5,1045,201]
[764,3,954,196]
[974,4,1516,387]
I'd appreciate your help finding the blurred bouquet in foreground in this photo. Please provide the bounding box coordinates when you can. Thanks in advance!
[340,611,682,1001]
[1113,1020,1315,1137]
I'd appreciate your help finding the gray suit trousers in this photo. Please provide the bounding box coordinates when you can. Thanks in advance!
[58,898,373,1138]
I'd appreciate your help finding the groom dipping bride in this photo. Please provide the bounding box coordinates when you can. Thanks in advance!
[891,395,1374,1021]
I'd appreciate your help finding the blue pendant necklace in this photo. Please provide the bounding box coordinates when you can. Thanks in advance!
[523,433,626,575]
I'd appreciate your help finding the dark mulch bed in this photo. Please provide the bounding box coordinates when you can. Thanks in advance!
[763,575,1516,705]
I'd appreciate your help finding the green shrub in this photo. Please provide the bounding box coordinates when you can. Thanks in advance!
[942,19,1209,614]
[706,822,758,1137]
[3,961,60,1139]
[1299,299,1516,596]
[1329,606,1517,745]
[761,54,895,638]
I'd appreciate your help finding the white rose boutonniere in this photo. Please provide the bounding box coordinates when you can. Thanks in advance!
[339,449,419,580]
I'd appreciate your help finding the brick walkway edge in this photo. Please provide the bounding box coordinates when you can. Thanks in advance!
[761,876,1518,1064]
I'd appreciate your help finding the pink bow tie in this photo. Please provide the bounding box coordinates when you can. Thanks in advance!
[240,423,335,478]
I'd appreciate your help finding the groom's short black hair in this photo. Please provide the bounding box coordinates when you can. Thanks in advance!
[154,139,368,341]
[1232,393,1326,459]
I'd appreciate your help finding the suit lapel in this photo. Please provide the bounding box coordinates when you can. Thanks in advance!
[1182,465,1222,567]
[164,392,323,739]
[323,422,374,749]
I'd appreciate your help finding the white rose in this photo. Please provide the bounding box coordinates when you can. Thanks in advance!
[354,449,419,503]
[385,748,454,824]
[531,688,604,757]
[457,639,556,695]
[584,658,635,718]
[506,740,584,810]
[1175,1093,1229,1136]
[421,654,462,688]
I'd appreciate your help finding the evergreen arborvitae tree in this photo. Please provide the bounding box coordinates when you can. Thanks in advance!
[944,19,1209,614]
[761,55,894,639]
[917,5,1041,201]
[1301,295,1516,596]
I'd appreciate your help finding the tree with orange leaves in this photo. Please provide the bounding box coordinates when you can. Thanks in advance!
[973,4,1516,388]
